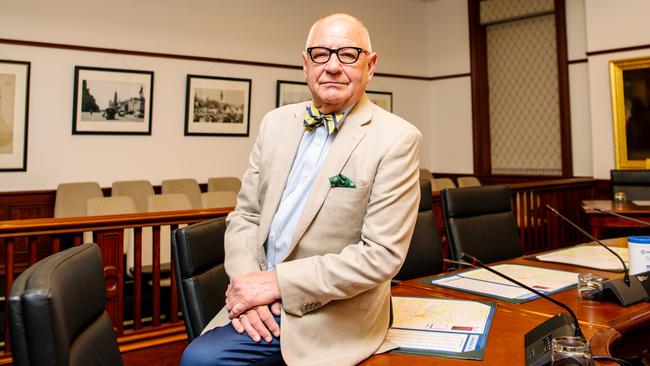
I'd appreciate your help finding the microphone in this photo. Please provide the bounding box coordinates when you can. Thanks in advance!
[546,205,649,306]
[460,253,581,366]
[545,205,629,285]
[593,207,650,227]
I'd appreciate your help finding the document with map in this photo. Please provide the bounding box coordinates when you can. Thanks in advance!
[422,264,577,304]
[386,296,495,360]
[530,244,629,272]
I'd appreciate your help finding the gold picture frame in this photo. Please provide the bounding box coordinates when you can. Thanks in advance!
[610,56,650,169]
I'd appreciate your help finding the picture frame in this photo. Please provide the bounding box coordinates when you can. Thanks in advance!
[72,66,153,135]
[276,80,393,112]
[0,60,30,172]
[610,56,650,169]
[185,75,251,136]
[276,80,312,107]
[367,90,393,112]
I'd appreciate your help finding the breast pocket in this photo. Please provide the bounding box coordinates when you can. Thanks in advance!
[327,185,370,201]
[320,186,370,245]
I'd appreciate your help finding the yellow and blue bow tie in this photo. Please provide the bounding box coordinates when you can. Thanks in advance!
[304,105,343,135]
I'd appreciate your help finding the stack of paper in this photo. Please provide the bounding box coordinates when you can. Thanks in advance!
[387,296,495,360]
[533,245,629,272]
[425,264,578,303]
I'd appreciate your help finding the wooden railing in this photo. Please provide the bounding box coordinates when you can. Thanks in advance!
[0,178,599,364]
[509,178,595,252]
[430,178,596,256]
[0,207,231,364]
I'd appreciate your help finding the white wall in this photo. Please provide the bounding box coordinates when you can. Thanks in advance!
[565,0,592,177]
[0,0,453,191]
[5,0,642,189]
[584,1,650,178]
[424,0,473,173]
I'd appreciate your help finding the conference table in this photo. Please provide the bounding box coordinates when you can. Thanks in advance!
[582,200,650,238]
[364,238,650,365]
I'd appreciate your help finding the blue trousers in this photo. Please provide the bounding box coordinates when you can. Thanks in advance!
[180,317,282,366]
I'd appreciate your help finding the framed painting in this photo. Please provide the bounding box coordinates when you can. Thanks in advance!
[610,56,650,169]
[276,80,311,107]
[367,90,393,112]
[72,66,153,135]
[185,75,251,136]
[0,60,30,171]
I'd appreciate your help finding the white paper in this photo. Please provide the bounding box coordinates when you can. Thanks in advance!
[387,297,494,353]
[536,245,629,272]
[435,275,533,299]
[391,297,492,333]
[432,264,578,299]
[387,328,468,352]
[632,200,650,206]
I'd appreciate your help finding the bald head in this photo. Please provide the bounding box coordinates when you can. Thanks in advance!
[306,13,372,52]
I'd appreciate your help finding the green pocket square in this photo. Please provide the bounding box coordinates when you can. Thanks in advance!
[329,174,356,188]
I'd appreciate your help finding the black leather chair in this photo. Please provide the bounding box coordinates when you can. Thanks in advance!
[394,179,443,281]
[172,217,229,341]
[173,218,285,365]
[611,169,650,201]
[441,184,522,263]
[9,243,122,366]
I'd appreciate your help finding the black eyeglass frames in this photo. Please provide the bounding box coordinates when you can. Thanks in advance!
[306,47,366,64]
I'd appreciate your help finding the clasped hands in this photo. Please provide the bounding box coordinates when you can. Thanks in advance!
[226,271,281,343]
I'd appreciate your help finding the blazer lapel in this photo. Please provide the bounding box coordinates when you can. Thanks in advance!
[257,104,307,247]
[289,95,373,252]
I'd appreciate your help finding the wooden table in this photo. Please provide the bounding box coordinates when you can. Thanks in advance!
[365,238,648,365]
[582,200,650,238]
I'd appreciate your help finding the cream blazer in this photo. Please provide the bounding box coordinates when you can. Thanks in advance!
[207,94,422,365]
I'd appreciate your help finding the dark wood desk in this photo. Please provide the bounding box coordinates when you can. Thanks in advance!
[366,238,648,365]
[582,200,650,238]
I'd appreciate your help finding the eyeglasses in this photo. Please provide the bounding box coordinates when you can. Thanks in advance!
[306,47,365,65]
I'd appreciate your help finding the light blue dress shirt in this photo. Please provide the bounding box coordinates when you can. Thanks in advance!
[264,113,346,270]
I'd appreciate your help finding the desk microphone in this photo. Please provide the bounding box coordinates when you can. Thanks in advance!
[546,205,649,306]
[593,207,650,227]
[459,253,581,366]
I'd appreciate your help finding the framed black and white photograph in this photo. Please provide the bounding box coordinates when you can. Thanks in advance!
[72,66,153,135]
[276,80,392,112]
[185,75,251,136]
[0,60,30,171]
[367,90,393,112]
[276,80,312,107]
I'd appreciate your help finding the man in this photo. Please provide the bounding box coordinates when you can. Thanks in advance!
[181,13,421,365]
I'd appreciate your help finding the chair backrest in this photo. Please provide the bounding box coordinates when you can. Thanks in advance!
[201,191,238,208]
[611,169,650,201]
[441,184,522,263]
[111,180,154,213]
[418,168,433,182]
[125,193,193,274]
[147,193,192,213]
[9,243,122,366]
[86,196,137,254]
[394,180,443,281]
[172,217,229,341]
[432,178,456,192]
[161,178,202,209]
[457,176,481,188]
[54,182,103,218]
[207,177,241,193]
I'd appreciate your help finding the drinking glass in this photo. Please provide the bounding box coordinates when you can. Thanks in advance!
[577,273,604,301]
[551,336,592,366]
